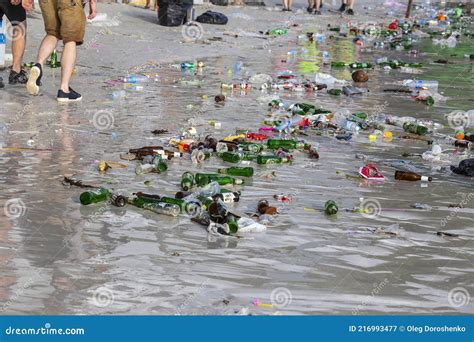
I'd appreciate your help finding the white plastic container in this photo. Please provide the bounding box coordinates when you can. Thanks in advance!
[0,19,6,67]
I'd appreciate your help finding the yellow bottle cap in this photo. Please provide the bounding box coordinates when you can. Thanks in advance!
[368,134,377,142]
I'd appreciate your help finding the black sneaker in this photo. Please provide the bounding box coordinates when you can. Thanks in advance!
[338,3,346,12]
[9,69,29,85]
[307,6,314,13]
[57,87,82,102]
[314,9,321,15]
[27,63,43,95]
[346,8,354,15]
[0,77,4,89]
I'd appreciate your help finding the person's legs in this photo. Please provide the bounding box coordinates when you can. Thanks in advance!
[307,0,314,12]
[59,41,76,92]
[55,0,85,101]
[314,0,321,13]
[339,0,347,11]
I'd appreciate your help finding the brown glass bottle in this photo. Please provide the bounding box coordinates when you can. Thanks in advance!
[395,171,432,182]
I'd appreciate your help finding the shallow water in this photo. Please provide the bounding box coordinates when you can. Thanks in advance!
[1,14,474,315]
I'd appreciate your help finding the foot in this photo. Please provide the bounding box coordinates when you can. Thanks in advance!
[346,8,354,15]
[307,6,314,13]
[57,87,82,102]
[338,3,346,12]
[26,63,43,96]
[314,9,321,14]
[0,77,4,89]
[9,69,29,85]
[144,5,150,9]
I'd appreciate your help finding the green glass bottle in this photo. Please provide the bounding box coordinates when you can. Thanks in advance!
[195,173,244,187]
[349,62,372,69]
[324,200,338,215]
[267,139,306,150]
[220,152,242,163]
[238,142,264,154]
[403,122,428,136]
[425,96,434,106]
[50,50,59,68]
[294,103,316,115]
[217,167,254,177]
[242,153,258,161]
[227,215,239,234]
[256,155,289,165]
[331,61,346,67]
[159,196,186,213]
[80,188,111,205]
[181,172,194,191]
[154,156,168,173]
[131,197,180,217]
[327,89,342,96]
[353,112,368,120]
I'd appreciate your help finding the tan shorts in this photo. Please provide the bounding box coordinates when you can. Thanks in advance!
[39,0,86,45]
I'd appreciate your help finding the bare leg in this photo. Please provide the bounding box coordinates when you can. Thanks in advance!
[145,0,150,8]
[36,35,59,66]
[11,22,26,73]
[59,41,76,93]
[315,0,320,10]
[288,0,292,9]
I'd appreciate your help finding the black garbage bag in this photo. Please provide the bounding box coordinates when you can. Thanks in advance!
[196,11,228,25]
[210,0,229,5]
[450,158,474,177]
[158,0,193,26]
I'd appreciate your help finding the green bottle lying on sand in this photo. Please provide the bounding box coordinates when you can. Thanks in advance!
[195,173,244,187]
[403,122,428,135]
[256,155,290,165]
[218,167,254,177]
[131,197,180,217]
[181,172,194,191]
[80,188,111,205]
[324,200,338,215]
[267,139,307,150]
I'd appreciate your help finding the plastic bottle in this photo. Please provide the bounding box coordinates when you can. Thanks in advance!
[123,75,149,83]
[0,20,5,67]
[403,79,439,91]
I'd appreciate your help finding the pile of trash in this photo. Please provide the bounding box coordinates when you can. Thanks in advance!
[67,3,473,238]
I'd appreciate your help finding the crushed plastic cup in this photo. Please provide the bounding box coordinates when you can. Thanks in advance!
[368,134,377,142]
